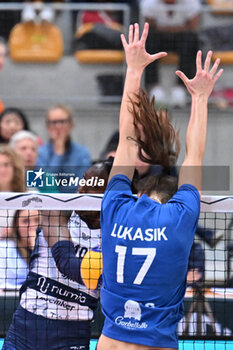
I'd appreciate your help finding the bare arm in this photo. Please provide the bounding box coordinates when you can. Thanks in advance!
[176,51,223,194]
[41,210,72,247]
[109,23,167,182]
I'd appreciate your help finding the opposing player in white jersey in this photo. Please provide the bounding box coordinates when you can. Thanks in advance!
[3,162,110,350]
[98,23,223,350]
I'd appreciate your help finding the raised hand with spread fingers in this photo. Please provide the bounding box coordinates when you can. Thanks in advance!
[177,50,223,194]
[121,22,167,73]
[176,50,223,98]
[108,22,167,182]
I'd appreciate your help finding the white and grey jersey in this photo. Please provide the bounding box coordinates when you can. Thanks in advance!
[20,212,101,321]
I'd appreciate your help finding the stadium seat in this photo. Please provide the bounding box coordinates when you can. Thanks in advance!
[74,22,124,64]
[75,49,124,64]
[212,51,233,64]
[9,22,63,63]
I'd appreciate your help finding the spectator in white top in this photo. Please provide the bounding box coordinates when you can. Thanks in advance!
[140,0,201,107]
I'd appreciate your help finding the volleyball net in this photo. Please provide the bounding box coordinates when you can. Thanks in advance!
[0,192,233,342]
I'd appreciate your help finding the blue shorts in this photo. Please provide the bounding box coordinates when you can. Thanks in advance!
[3,306,91,350]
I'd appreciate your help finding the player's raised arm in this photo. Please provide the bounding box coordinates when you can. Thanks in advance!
[176,50,223,194]
[109,23,167,182]
[41,210,72,247]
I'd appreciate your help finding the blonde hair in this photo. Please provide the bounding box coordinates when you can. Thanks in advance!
[46,104,73,123]
[0,145,25,192]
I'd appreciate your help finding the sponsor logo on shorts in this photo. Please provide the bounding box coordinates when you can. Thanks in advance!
[37,276,87,304]
[36,295,76,312]
[115,300,148,329]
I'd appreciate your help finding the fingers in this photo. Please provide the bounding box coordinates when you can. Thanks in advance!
[204,50,212,72]
[128,24,133,45]
[150,52,167,62]
[196,50,202,74]
[133,23,139,44]
[124,22,149,47]
[213,68,223,83]
[210,57,220,77]
[120,34,128,50]
[140,22,149,46]
[176,70,189,85]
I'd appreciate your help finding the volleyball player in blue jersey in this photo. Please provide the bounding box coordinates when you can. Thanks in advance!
[97,23,223,350]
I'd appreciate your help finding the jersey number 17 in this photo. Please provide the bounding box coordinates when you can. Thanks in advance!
[115,245,156,285]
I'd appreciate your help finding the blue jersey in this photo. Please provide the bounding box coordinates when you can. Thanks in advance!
[100,174,200,348]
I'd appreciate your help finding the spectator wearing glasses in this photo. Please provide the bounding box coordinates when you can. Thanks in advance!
[37,104,91,192]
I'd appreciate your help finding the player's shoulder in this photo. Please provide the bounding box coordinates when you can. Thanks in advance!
[168,184,200,218]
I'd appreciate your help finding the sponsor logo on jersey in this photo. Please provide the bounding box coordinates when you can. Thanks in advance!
[115,300,148,329]
[37,276,87,304]
[22,196,43,208]
[36,295,76,312]
[82,231,91,241]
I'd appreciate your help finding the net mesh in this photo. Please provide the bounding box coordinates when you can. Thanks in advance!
[0,193,233,346]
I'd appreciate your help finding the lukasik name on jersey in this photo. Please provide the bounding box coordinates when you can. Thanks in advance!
[111,223,168,241]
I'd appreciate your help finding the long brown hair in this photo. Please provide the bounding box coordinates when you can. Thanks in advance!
[129,89,180,170]
[136,174,178,204]
[1,210,31,263]
[0,145,25,192]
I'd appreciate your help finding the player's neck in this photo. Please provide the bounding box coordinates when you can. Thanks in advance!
[149,191,162,203]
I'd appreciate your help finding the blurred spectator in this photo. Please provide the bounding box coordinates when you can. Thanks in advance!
[0,210,38,290]
[37,104,91,192]
[74,7,123,51]
[0,37,7,114]
[0,145,26,237]
[0,145,25,192]
[0,37,6,71]
[10,130,38,168]
[0,108,30,144]
[10,130,58,193]
[140,0,200,107]
[22,1,57,23]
